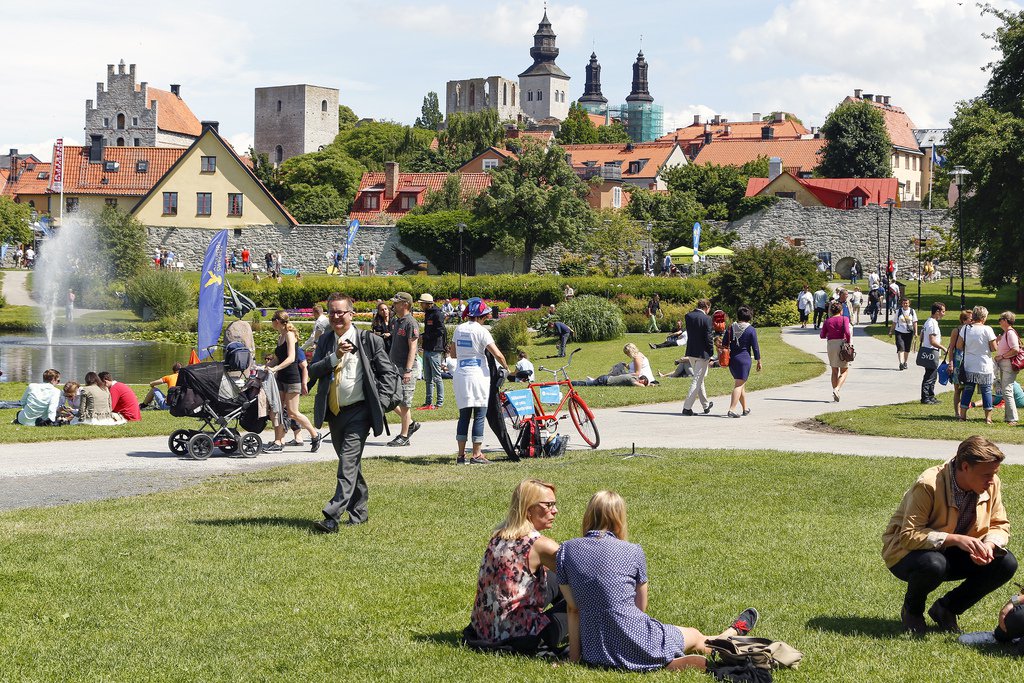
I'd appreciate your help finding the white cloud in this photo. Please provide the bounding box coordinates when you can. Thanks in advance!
[485,1,588,47]
[227,132,255,155]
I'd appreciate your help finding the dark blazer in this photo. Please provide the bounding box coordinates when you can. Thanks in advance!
[308,327,395,436]
[684,309,715,359]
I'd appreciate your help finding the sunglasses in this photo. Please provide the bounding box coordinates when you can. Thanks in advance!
[536,501,558,510]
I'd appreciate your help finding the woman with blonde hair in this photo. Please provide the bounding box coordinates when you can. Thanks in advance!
[624,342,655,384]
[556,491,758,672]
[465,479,565,655]
[958,305,997,423]
[947,310,973,417]
[265,310,322,452]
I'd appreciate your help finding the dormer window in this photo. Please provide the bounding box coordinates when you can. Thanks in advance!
[104,161,120,172]
[363,194,379,210]
[136,160,149,173]
[399,194,418,210]
[37,171,49,180]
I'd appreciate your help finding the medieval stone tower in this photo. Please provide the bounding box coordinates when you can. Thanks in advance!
[254,84,339,165]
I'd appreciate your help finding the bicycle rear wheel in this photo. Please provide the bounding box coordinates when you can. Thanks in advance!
[568,394,600,448]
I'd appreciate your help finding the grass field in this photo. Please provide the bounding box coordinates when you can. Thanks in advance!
[0,328,821,444]
[1,450,1021,681]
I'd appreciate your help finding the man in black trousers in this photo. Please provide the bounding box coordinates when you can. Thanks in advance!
[308,292,398,532]
[681,298,715,416]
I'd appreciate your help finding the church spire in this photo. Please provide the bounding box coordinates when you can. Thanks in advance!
[519,9,569,79]
[626,50,654,103]
[579,52,607,106]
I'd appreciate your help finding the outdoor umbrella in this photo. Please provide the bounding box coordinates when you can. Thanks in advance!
[664,245,695,257]
[702,246,736,256]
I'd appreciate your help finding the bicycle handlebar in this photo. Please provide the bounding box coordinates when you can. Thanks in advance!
[536,347,582,379]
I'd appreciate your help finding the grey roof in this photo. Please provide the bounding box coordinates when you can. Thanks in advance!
[518,62,570,79]
[913,128,948,147]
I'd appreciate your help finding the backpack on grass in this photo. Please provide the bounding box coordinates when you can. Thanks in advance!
[705,636,803,674]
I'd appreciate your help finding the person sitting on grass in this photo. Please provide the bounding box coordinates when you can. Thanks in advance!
[56,381,82,424]
[79,372,126,426]
[440,341,457,380]
[557,490,759,672]
[572,362,649,388]
[649,320,687,349]
[993,585,1024,646]
[659,356,694,378]
[463,479,565,656]
[513,349,535,382]
[139,362,182,410]
[99,371,141,421]
[16,368,62,426]
[883,435,1017,635]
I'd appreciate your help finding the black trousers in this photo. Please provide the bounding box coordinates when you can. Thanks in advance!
[813,307,826,328]
[322,401,371,524]
[889,547,1018,615]
[921,365,938,400]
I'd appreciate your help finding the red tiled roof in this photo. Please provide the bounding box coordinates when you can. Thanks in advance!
[746,172,899,208]
[142,86,202,137]
[1,161,53,198]
[561,141,680,180]
[56,145,185,195]
[587,113,608,127]
[348,171,492,225]
[841,96,920,152]
[693,138,824,175]
[659,119,808,146]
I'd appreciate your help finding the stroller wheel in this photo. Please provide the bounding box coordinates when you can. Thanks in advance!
[219,441,238,455]
[239,433,262,458]
[168,429,192,455]
[187,433,214,460]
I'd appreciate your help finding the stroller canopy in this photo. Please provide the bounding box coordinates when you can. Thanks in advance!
[177,361,244,413]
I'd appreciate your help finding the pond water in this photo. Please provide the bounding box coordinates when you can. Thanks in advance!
[0,336,194,385]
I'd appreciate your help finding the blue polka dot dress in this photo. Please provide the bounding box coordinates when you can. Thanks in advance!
[556,530,684,671]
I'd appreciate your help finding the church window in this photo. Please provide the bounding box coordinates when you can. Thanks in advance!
[322,99,328,112]
[275,146,283,163]
[116,138,125,146]
[117,113,125,129]
[511,85,516,106]
[469,83,476,106]
[503,83,507,106]
[537,90,543,101]
[197,192,212,216]
[201,156,217,173]
[527,91,533,102]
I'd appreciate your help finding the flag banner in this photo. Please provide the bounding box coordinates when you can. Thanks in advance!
[504,389,535,417]
[692,222,701,254]
[343,219,360,262]
[51,138,64,192]
[197,230,229,360]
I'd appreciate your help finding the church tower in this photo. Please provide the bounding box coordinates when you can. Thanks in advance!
[621,50,662,142]
[625,50,654,103]
[578,52,608,115]
[518,10,570,122]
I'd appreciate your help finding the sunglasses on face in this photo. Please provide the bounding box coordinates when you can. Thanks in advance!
[536,501,558,510]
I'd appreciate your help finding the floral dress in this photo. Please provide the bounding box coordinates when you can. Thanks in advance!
[470,531,550,642]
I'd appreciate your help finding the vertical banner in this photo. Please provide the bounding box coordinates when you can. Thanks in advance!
[51,138,64,192]
[342,219,360,262]
[692,221,701,254]
[197,230,229,360]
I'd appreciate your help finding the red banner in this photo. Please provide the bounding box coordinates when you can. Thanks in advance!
[51,138,63,192]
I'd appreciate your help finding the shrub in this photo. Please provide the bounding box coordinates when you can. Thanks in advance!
[711,242,826,315]
[557,295,625,342]
[124,270,194,319]
[758,300,800,327]
[490,312,532,359]
[557,253,589,277]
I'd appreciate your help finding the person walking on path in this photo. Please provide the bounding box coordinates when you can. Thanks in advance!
[958,306,997,424]
[65,288,75,322]
[919,303,947,405]
[681,299,714,416]
[371,301,392,354]
[947,310,973,417]
[820,301,852,402]
[890,298,918,371]
[812,286,829,329]
[265,311,322,452]
[883,436,1016,635]
[725,306,761,418]
[850,287,863,325]
[309,293,398,532]
[994,311,1021,426]
[453,298,508,465]
[797,285,813,329]
[387,292,420,446]
[646,294,661,333]
[417,293,447,411]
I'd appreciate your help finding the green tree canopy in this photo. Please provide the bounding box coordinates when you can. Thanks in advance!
[816,100,891,178]
[334,120,434,171]
[0,196,33,246]
[277,145,366,214]
[396,210,491,274]
[284,184,346,224]
[711,242,827,316]
[437,109,507,166]
[96,205,148,280]
[587,208,646,277]
[596,120,633,144]
[415,92,444,131]
[556,103,599,145]
[419,174,472,213]
[338,105,358,131]
[662,158,770,221]
[474,142,592,272]
[247,146,283,200]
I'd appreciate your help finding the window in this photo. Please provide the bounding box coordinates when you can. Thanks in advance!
[117,113,125,129]
[132,116,139,126]
[276,100,282,113]
[136,160,149,173]
[234,228,243,237]
[537,90,543,101]
[134,138,141,146]
[275,146,283,164]
[116,137,125,146]
[790,237,806,247]
[628,161,641,174]
[612,186,622,208]
[511,84,516,106]
[469,83,476,106]
[105,198,118,207]
[103,117,109,127]
[228,193,243,216]
[851,196,865,208]
[503,83,508,106]
[104,160,120,172]
[527,91,533,102]
[482,158,499,170]
[322,99,328,112]
[162,192,178,215]
[775,191,797,199]
[66,197,79,213]
[399,194,417,210]
[197,192,212,216]
[201,156,216,173]
[37,171,49,180]
[915,182,921,197]
[363,194,379,210]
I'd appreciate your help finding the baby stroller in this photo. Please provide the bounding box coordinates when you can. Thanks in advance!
[166,361,266,460]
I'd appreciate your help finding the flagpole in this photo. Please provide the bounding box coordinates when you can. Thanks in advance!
[928,146,934,210]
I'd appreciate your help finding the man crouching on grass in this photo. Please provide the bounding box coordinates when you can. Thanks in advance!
[883,435,1017,634]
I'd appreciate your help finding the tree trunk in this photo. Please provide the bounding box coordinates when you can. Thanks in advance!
[522,240,535,274]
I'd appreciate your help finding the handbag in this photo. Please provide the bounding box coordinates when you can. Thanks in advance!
[719,328,732,367]
[1009,328,1024,370]
[916,346,940,369]
[839,341,856,362]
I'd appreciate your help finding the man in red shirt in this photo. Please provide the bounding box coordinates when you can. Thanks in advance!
[241,247,251,273]
[99,371,141,421]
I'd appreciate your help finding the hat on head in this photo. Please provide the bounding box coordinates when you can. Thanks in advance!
[465,297,492,318]
[392,292,413,304]
[418,293,434,304]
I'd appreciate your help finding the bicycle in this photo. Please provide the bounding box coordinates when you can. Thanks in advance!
[500,348,600,449]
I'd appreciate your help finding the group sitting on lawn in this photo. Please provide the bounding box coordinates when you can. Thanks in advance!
[14,367,153,427]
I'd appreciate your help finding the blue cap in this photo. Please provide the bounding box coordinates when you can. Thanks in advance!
[465,297,492,318]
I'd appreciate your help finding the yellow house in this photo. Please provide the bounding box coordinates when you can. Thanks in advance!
[132,123,294,228]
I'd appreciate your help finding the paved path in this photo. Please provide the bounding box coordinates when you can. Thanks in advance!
[2,323,1021,511]
[1,269,105,315]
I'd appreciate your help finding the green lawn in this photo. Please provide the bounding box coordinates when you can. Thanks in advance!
[815,396,1024,444]
[1,451,1021,681]
[0,328,820,443]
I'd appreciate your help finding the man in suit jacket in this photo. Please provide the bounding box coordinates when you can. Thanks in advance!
[308,292,398,532]
[682,298,715,416]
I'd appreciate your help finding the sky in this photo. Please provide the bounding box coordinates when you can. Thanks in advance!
[3,0,1019,161]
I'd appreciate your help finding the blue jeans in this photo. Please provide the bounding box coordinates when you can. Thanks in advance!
[557,333,570,357]
[960,382,993,410]
[423,351,444,406]
[457,407,486,444]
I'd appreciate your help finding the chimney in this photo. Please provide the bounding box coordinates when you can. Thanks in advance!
[8,148,16,160]
[201,120,219,134]
[854,88,863,99]
[752,112,761,122]
[768,157,783,180]
[384,161,399,199]
[89,134,105,163]
[693,114,701,125]
[773,111,784,123]
[724,125,732,136]
[703,131,713,145]
[761,126,774,140]
[883,95,891,106]
[721,118,728,124]
[712,114,721,125]
[863,93,873,103]
[129,63,136,78]
[171,84,181,97]
[875,95,884,103]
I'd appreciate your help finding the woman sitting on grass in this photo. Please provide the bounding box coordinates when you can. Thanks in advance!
[79,372,126,426]
[556,491,758,672]
[464,479,565,656]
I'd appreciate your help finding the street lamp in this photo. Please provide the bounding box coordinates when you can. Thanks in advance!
[884,197,896,325]
[916,211,923,311]
[456,222,466,307]
[950,165,972,309]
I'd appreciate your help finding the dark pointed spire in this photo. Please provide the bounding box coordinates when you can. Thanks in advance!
[626,50,654,103]
[579,52,607,105]
[519,10,569,79]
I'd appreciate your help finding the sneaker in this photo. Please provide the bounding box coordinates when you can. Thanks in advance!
[681,408,695,416]
[729,608,759,636]
[703,401,714,415]
[409,420,422,436]
[470,456,492,465]
[387,435,410,447]
[284,439,302,446]
[310,433,323,453]
[414,404,434,411]
[263,442,283,452]
[649,343,657,349]
[929,600,961,633]
[456,457,467,465]
[900,606,926,635]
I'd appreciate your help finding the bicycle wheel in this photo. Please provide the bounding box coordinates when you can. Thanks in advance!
[568,394,600,448]
[500,392,525,431]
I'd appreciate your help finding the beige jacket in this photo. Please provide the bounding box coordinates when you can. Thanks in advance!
[882,460,1009,568]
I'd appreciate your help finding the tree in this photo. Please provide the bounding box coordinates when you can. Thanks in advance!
[0,196,33,245]
[587,209,645,276]
[420,174,472,213]
[596,120,633,144]
[437,109,507,166]
[474,142,592,273]
[920,224,961,295]
[277,145,365,211]
[816,100,891,178]
[284,184,346,224]
[396,209,492,274]
[406,145,460,173]
[556,103,599,144]
[334,120,435,171]
[95,205,148,280]
[762,112,804,125]
[247,146,283,200]
[944,6,1024,299]
[415,92,443,131]
[663,159,769,221]
[711,242,827,316]
[338,105,358,131]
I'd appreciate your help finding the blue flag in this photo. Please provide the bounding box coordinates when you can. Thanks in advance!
[343,219,360,262]
[197,230,229,360]
[932,146,946,168]
[692,222,701,254]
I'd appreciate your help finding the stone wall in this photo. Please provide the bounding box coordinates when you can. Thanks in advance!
[254,84,339,164]
[86,63,159,148]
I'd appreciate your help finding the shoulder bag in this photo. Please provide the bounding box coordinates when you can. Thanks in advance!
[916,323,940,369]
[719,328,732,367]
[1009,327,1024,371]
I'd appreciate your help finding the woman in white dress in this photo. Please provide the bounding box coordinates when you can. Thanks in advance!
[957,306,998,424]
[453,298,508,465]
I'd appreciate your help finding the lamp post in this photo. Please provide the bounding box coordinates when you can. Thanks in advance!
[884,198,896,325]
[456,222,465,307]
[916,211,923,311]
[950,165,971,309]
